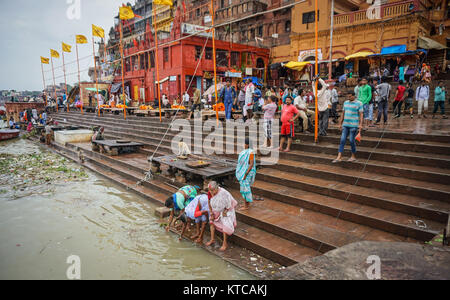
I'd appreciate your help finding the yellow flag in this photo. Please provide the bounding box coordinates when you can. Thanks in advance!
[153,0,173,6]
[92,24,105,38]
[76,35,88,44]
[50,49,60,58]
[41,57,50,64]
[62,42,72,53]
[119,6,135,20]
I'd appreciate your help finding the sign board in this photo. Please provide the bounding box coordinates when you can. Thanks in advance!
[225,72,242,78]
[204,15,212,23]
[169,76,177,82]
[245,68,253,76]
[182,23,212,38]
[298,49,323,62]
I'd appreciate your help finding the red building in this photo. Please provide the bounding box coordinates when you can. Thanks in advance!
[112,13,270,104]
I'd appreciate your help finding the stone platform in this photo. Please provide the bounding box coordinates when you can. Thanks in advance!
[47,111,450,278]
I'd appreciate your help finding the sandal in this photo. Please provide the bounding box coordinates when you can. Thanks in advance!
[332,159,341,164]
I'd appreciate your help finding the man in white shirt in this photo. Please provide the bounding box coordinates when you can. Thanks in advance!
[294,89,314,133]
[183,92,190,106]
[416,81,430,118]
[313,77,331,136]
[243,79,255,121]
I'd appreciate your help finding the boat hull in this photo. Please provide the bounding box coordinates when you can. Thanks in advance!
[0,130,20,141]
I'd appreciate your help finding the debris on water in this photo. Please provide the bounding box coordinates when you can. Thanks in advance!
[250,257,257,262]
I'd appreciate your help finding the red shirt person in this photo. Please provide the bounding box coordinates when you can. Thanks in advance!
[393,80,406,118]
[279,96,301,152]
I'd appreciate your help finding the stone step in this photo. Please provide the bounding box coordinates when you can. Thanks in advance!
[55,111,450,143]
[52,116,450,197]
[52,142,319,266]
[53,114,450,168]
[68,142,441,243]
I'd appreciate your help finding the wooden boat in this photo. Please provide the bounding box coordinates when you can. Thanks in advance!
[0,129,20,141]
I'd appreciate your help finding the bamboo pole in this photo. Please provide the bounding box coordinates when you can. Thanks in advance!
[92,37,100,117]
[211,0,219,124]
[314,0,319,143]
[120,21,127,120]
[51,55,58,112]
[153,5,162,122]
[41,63,47,107]
[328,0,335,81]
[62,48,69,112]
[76,42,83,114]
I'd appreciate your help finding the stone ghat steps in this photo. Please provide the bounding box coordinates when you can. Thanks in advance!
[51,113,450,225]
[51,142,321,266]
[69,143,442,241]
[62,142,431,256]
[56,111,450,144]
[51,114,450,186]
[54,112,450,155]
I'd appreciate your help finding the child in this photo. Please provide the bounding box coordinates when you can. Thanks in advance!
[404,83,415,119]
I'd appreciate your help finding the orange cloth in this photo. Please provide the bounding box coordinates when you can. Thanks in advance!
[213,103,225,111]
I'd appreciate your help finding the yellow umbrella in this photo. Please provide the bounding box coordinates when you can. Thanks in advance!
[344,52,374,60]
[284,61,311,72]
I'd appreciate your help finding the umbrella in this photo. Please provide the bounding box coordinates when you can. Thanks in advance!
[203,83,225,97]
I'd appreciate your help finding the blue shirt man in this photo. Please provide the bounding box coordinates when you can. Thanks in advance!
[220,81,236,119]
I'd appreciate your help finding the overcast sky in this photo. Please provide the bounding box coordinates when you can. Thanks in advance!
[0,0,129,91]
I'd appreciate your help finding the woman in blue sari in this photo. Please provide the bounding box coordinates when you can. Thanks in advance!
[236,138,256,211]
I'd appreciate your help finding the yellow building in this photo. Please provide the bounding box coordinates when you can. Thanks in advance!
[271,0,448,80]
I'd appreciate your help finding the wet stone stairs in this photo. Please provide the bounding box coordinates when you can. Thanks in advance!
[49,111,450,266]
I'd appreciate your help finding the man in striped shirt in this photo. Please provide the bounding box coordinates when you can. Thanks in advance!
[333,92,363,163]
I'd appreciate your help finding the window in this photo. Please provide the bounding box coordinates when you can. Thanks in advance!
[285,21,291,33]
[258,26,263,37]
[205,47,212,60]
[303,11,318,24]
[220,0,224,8]
[144,52,149,70]
[163,47,169,62]
[230,52,240,67]
[196,9,200,17]
[140,54,145,70]
[216,49,228,67]
[195,46,202,60]
[150,51,155,68]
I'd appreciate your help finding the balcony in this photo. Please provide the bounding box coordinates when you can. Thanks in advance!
[333,0,423,27]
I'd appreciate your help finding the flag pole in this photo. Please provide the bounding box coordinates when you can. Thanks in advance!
[328,0,335,81]
[41,62,47,107]
[210,0,219,125]
[314,0,319,143]
[51,55,58,112]
[120,20,127,120]
[92,37,100,117]
[76,41,83,115]
[153,5,162,122]
[62,46,69,112]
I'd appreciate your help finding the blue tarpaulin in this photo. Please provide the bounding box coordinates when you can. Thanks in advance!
[380,45,407,55]
[243,77,263,87]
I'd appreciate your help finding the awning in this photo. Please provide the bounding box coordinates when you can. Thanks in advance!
[110,83,122,93]
[155,77,169,84]
[344,52,374,60]
[283,61,311,71]
[381,45,407,55]
[85,88,108,92]
[368,48,427,57]
[418,36,447,50]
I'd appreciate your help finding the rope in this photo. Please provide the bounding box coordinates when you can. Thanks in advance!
[133,34,211,188]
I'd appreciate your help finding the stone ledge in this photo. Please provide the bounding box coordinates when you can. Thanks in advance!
[276,241,450,280]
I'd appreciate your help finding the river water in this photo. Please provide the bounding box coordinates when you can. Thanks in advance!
[0,139,254,280]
